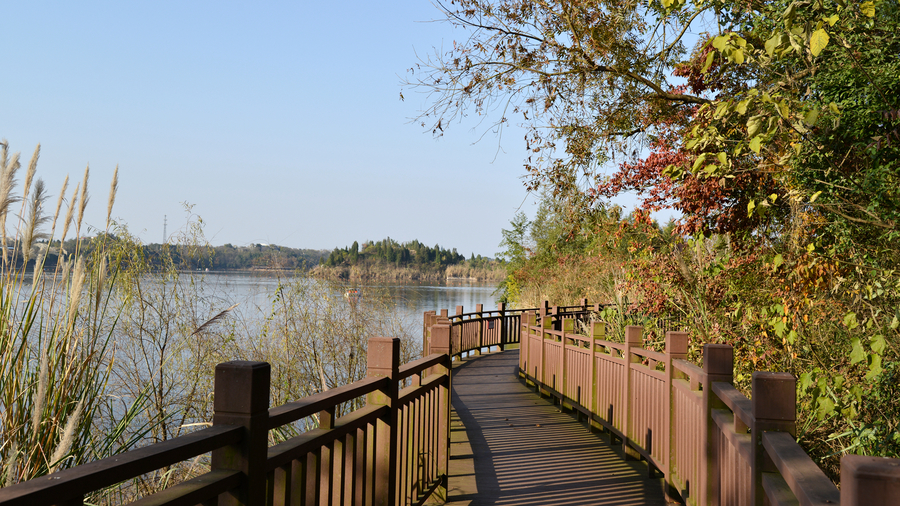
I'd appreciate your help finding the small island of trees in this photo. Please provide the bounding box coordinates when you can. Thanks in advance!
[311,237,504,281]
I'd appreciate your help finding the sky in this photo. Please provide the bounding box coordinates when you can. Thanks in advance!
[3,1,652,257]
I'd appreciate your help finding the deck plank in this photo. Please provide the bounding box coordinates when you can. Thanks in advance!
[435,349,671,505]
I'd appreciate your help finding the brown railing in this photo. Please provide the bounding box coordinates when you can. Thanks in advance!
[0,336,452,506]
[422,299,598,359]
[505,305,900,506]
[6,299,897,506]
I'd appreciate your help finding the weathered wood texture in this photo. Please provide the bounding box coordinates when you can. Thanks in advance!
[440,350,669,505]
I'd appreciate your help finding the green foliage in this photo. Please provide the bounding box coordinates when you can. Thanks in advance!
[313,237,503,282]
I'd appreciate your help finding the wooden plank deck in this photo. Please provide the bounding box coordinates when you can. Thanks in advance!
[436,349,672,505]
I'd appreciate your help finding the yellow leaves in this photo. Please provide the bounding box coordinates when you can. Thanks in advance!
[702,51,715,73]
[749,136,762,153]
[804,108,820,126]
[747,115,764,137]
[765,33,781,57]
[778,101,791,119]
[810,190,823,203]
[810,28,830,56]
[825,14,839,26]
[706,33,747,72]
[829,102,840,115]
[860,1,875,17]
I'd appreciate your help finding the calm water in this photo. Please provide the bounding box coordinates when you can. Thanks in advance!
[186,271,501,338]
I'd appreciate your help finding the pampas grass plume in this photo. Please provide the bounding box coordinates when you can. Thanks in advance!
[106,165,118,231]
[31,347,49,438]
[60,183,79,248]
[68,258,85,331]
[48,398,84,473]
[22,144,39,202]
[76,165,89,237]
[50,175,69,241]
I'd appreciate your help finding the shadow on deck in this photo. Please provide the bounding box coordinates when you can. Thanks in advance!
[433,349,672,505]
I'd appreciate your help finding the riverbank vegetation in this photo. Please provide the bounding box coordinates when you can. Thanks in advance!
[30,237,328,272]
[412,0,899,480]
[0,141,418,502]
[310,237,505,281]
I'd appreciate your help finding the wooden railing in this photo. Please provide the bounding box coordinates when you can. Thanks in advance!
[6,299,897,506]
[0,336,452,506]
[508,305,900,506]
[422,299,597,359]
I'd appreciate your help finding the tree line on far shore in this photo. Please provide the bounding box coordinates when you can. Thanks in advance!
[28,236,330,271]
[312,237,504,281]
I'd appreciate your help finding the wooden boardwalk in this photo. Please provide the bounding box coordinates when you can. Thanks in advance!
[438,350,671,506]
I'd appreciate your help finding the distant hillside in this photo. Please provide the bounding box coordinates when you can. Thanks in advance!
[309,237,505,282]
[35,236,329,271]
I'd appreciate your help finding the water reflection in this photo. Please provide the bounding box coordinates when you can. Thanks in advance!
[182,271,501,337]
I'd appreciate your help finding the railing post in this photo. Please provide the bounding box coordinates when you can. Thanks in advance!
[665,332,689,494]
[497,302,507,351]
[428,325,453,499]
[520,311,534,377]
[558,318,574,405]
[211,361,271,506]
[840,455,900,505]
[423,310,436,357]
[750,372,795,506]
[367,337,400,506]
[474,303,483,355]
[455,305,463,317]
[539,312,553,392]
[588,321,606,428]
[702,344,733,506]
[431,324,452,370]
[622,325,642,460]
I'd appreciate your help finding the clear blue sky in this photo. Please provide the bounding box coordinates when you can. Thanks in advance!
[4,1,655,257]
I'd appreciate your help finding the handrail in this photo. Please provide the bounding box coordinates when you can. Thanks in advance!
[0,425,242,504]
[506,299,900,506]
[6,300,896,506]
[397,352,448,380]
[0,338,454,506]
[711,381,753,428]
[267,375,388,428]
[762,431,840,506]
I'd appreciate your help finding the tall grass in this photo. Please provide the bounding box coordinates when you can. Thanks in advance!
[0,141,423,502]
[0,141,144,488]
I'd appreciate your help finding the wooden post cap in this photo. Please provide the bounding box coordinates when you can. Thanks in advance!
[665,331,689,355]
[367,337,400,377]
[841,455,900,505]
[625,325,643,345]
[703,344,733,376]
[214,361,270,415]
[751,372,796,421]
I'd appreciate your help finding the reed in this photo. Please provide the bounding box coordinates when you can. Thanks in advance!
[0,142,143,495]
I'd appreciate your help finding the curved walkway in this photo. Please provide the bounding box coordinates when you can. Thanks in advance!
[440,350,670,506]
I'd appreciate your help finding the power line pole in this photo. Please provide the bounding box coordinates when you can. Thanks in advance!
[163,215,167,244]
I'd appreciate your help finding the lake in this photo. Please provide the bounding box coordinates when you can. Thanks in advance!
[184,271,502,339]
